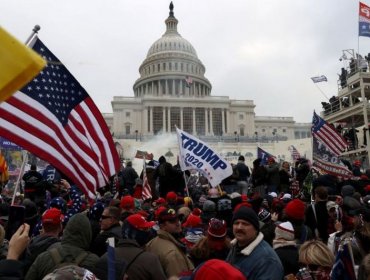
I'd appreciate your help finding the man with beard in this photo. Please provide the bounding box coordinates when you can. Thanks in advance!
[226,206,283,280]
[146,208,194,278]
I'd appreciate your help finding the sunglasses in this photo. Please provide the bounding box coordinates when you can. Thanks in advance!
[101,215,113,220]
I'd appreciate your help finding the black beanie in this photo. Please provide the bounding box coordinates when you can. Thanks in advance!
[232,206,259,231]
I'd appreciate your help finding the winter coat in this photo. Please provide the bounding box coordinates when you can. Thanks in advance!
[23,234,59,273]
[25,213,99,280]
[226,232,284,280]
[94,239,166,280]
[305,201,329,243]
[274,244,299,276]
[121,166,139,193]
[0,260,24,280]
[90,223,122,257]
[265,163,280,187]
[236,161,250,181]
[146,229,194,277]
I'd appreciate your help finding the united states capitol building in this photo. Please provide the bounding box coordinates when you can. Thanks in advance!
[104,3,311,161]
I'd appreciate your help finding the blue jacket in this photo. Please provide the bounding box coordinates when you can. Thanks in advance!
[226,232,284,280]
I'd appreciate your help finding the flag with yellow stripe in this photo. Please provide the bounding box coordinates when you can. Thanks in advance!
[0,152,9,184]
[0,26,46,102]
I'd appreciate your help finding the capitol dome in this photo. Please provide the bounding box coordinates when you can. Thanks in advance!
[133,2,212,98]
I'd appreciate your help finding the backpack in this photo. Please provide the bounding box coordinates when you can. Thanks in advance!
[49,248,88,269]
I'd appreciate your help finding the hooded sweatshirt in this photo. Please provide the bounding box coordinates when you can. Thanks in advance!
[25,213,99,280]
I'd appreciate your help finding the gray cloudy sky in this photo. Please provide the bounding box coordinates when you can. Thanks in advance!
[2,0,370,123]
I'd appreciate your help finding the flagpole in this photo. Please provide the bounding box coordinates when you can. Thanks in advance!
[25,25,40,46]
[12,151,28,206]
[314,83,329,101]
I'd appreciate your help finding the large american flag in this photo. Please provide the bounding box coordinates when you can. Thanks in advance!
[312,111,347,156]
[0,36,120,198]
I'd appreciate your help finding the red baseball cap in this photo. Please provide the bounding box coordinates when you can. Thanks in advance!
[120,195,135,210]
[42,208,64,225]
[126,214,155,230]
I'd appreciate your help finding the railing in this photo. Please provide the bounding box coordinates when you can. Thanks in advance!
[114,133,290,143]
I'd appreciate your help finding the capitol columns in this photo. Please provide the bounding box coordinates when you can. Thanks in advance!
[180,107,184,129]
[143,106,149,134]
[205,108,209,135]
[210,108,214,135]
[149,106,154,134]
[162,107,166,132]
[222,108,226,135]
[167,107,171,132]
[192,108,196,135]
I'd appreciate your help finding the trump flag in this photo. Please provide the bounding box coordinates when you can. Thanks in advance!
[0,36,120,198]
[176,128,232,187]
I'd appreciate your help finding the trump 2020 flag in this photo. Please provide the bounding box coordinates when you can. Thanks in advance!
[257,147,276,165]
[360,2,370,37]
[176,127,232,187]
[0,27,46,103]
[311,75,327,83]
[0,36,120,198]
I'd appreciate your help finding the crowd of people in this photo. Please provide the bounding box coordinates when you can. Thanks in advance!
[0,154,370,279]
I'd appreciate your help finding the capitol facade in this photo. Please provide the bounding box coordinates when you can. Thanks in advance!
[105,3,311,144]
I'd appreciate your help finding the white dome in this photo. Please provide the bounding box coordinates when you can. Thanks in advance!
[147,35,198,58]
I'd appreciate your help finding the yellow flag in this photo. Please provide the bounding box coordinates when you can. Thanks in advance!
[0,27,46,102]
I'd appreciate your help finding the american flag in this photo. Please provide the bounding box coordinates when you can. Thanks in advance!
[185,76,193,87]
[288,145,301,161]
[142,162,152,200]
[0,36,120,198]
[312,112,347,156]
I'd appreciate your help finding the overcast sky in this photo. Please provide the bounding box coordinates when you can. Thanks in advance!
[3,0,370,123]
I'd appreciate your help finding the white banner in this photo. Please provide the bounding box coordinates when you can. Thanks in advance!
[176,127,232,187]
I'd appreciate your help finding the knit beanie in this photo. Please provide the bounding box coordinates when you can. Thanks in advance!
[284,199,305,220]
[203,200,216,212]
[275,221,295,241]
[232,206,259,231]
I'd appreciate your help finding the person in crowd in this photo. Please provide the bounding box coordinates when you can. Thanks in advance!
[258,207,276,246]
[273,221,299,276]
[236,155,250,195]
[94,213,166,280]
[190,218,230,267]
[26,213,99,280]
[279,161,292,194]
[305,186,330,243]
[284,199,312,246]
[121,161,139,195]
[88,202,105,244]
[140,160,158,200]
[90,206,122,257]
[154,156,177,198]
[200,200,217,225]
[295,240,334,280]
[295,158,310,189]
[265,157,280,193]
[251,158,267,196]
[226,206,284,279]
[22,164,43,202]
[181,210,204,250]
[146,208,194,277]
[120,195,136,221]
[23,208,63,272]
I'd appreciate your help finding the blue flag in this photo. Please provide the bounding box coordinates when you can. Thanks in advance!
[257,147,275,165]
